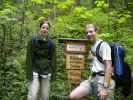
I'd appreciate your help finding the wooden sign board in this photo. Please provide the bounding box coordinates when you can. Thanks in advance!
[58,38,89,84]
[58,38,89,54]
[67,69,81,84]
[66,42,86,54]
[66,54,85,84]
[66,54,85,70]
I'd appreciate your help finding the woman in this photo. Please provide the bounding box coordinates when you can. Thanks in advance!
[26,20,56,100]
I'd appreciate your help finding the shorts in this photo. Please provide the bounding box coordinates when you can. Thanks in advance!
[80,75,115,100]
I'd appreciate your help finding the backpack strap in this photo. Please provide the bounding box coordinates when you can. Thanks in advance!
[32,35,38,45]
[96,41,104,64]
[31,36,37,65]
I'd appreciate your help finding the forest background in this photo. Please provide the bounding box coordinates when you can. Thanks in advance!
[0,0,133,100]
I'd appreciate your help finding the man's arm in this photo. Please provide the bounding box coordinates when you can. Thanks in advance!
[98,60,113,100]
[98,42,113,100]
[100,42,113,87]
[103,60,113,87]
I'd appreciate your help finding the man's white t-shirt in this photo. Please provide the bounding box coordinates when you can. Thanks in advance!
[90,39,112,73]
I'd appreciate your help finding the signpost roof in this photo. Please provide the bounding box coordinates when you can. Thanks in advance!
[58,38,88,43]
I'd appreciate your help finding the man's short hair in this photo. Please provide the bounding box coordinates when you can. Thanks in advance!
[86,23,99,32]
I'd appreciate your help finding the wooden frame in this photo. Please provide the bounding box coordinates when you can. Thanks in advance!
[58,38,89,84]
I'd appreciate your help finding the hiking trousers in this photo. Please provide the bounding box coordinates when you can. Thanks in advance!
[27,72,51,100]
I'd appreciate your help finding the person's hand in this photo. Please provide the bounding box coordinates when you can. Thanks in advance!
[98,88,108,100]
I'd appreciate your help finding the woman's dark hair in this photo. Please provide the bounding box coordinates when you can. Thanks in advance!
[40,20,51,28]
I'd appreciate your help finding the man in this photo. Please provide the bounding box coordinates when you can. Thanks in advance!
[69,24,115,100]
[26,20,56,100]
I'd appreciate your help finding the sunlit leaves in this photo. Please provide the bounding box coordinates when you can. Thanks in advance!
[0,9,17,24]
[84,11,92,18]
[38,16,45,20]
[95,0,109,8]
[57,0,75,11]
[25,11,33,18]
[42,8,52,17]
[117,14,131,24]
[0,2,18,24]
[109,10,132,25]
[73,6,87,15]
[31,0,44,4]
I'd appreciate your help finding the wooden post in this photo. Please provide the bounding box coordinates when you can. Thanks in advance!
[58,38,89,85]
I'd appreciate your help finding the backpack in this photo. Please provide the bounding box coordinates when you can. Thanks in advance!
[31,36,53,63]
[96,41,132,96]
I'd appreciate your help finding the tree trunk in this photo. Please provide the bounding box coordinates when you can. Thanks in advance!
[107,0,114,8]
[124,0,128,8]
[75,0,80,6]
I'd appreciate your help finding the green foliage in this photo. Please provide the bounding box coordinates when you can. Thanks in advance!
[0,0,133,99]
[31,0,44,4]
[95,0,109,8]
[57,0,75,11]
